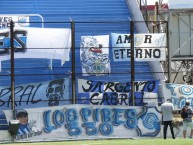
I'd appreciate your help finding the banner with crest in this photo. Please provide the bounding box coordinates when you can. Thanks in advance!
[80,35,110,76]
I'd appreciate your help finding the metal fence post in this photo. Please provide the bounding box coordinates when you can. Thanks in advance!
[10,20,15,111]
[70,19,76,104]
[130,21,135,106]
[167,20,171,83]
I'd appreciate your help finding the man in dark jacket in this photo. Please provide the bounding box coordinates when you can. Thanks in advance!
[182,100,193,138]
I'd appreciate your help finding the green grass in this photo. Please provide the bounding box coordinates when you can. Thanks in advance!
[1,138,193,145]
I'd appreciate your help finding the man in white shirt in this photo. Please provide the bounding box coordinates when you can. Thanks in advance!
[161,99,175,139]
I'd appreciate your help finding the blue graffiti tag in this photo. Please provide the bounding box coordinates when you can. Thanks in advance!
[43,106,160,137]
[136,106,160,137]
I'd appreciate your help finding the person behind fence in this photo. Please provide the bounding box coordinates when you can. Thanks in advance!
[161,99,175,139]
[16,109,33,136]
[181,100,193,138]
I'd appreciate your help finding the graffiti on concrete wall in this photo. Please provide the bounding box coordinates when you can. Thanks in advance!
[4,105,161,141]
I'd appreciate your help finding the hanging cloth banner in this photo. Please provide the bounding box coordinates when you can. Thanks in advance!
[80,35,110,76]
[0,77,70,117]
[77,79,160,106]
[111,33,166,61]
[0,15,30,28]
[0,27,71,66]
[162,82,193,110]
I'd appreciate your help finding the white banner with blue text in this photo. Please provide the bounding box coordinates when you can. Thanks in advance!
[162,82,193,110]
[0,15,30,28]
[0,27,71,66]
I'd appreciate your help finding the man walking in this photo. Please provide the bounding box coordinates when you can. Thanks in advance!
[181,100,193,138]
[161,99,175,139]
